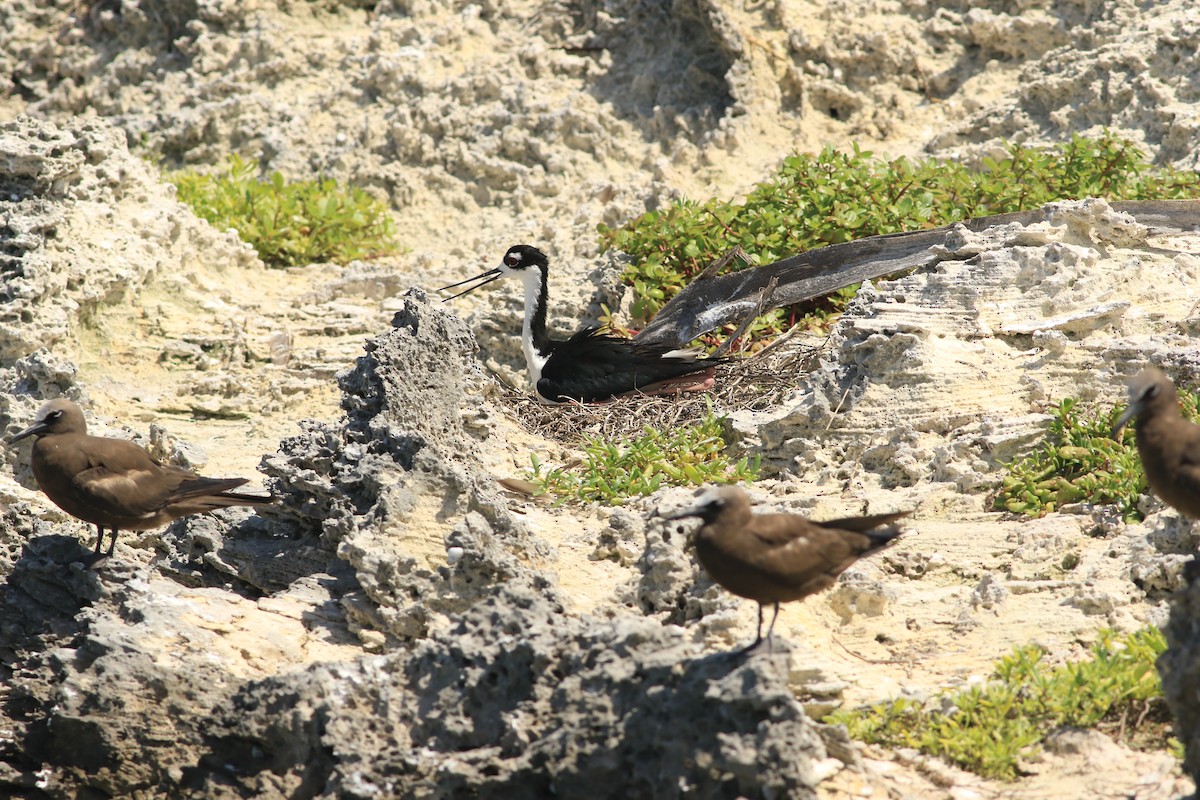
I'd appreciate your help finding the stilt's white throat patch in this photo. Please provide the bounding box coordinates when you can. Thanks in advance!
[518,267,550,385]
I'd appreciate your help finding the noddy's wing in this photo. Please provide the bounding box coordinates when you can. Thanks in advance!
[745,513,867,581]
[1170,431,1200,496]
[68,431,224,514]
[166,476,253,504]
[72,461,207,518]
[749,511,907,590]
[745,512,825,546]
[156,477,276,519]
[817,511,909,557]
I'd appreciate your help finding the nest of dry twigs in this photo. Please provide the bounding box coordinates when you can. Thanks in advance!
[496,329,830,446]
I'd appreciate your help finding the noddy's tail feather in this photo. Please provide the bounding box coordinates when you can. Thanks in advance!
[207,491,278,507]
[171,478,275,507]
[818,510,911,554]
[817,510,911,534]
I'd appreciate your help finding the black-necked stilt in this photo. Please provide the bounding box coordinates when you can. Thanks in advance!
[440,244,728,404]
[662,486,910,654]
[7,399,276,564]
[1112,367,1200,520]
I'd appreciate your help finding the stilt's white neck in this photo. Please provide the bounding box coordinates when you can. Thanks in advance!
[519,267,550,385]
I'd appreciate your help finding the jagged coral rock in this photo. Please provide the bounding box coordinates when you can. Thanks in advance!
[187,585,827,799]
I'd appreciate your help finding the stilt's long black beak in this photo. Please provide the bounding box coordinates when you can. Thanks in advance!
[439,268,503,301]
[7,420,48,445]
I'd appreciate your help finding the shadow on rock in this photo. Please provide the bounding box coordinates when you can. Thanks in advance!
[181,585,826,799]
[1158,562,1200,784]
[577,0,735,143]
[0,531,102,651]
[251,291,564,646]
[0,529,105,797]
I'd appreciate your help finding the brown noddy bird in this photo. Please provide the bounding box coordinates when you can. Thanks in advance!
[7,399,275,560]
[662,486,910,653]
[1112,367,1200,519]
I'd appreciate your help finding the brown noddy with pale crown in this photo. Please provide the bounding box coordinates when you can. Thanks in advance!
[662,486,911,654]
[7,399,276,562]
[1112,367,1200,520]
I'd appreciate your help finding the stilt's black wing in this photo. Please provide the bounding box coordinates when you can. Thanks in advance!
[537,328,726,403]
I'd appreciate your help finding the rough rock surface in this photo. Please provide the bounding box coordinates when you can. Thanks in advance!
[255,291,564,647]
[3,0,1200,798]
[0,294,829,799]
[0,115,257,362]
[935,2,1200,166]
[1161,573,1200,784]
[187,586,827,799]
[738,199,1200,491]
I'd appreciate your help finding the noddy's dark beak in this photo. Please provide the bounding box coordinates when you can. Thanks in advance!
[439,267,503,301]
[661,504,704,522]
[1111,400,1141,439]
[7,421,48,445]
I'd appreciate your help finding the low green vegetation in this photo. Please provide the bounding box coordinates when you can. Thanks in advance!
[600,133,1200,335]
[826,627,1174,780]
[527,412,759,504]
[996,390,1200,521]
[169,154,397,267]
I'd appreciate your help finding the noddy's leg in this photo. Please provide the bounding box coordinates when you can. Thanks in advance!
[106,528,118,557]
[83,526,112,568]
[763,603,781,655]
[734,604,766,656]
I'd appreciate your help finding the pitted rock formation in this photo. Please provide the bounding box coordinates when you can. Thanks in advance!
[1158,573,1200,783]
[256,289,562,647]
[0,534,363,797]
[738,199,1200,493]
[0,294,834,798]
[4,0,1200,795]
[937,2,1200,165]
[0,0,748,265]
[0,115,257,363]
[185,585,827,800]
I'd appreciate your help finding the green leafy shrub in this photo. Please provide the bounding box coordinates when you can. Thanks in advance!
[826,627,1173,780]
[996,389,1200,521]
[169,155,397,267]
[527,412,759,504]
[600,133,1200,332]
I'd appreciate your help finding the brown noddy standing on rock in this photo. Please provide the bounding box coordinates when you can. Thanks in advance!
[7,399,276,563]
[662,486,911,654]
[1112,367,1200,520]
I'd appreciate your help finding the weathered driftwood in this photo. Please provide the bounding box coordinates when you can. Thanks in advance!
[634,200,1200,349]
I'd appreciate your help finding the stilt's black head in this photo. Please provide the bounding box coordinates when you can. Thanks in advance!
[501,245,548,273]
[439,245,550,301]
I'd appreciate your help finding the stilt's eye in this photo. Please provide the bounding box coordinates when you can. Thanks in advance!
[504,254,521,267]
